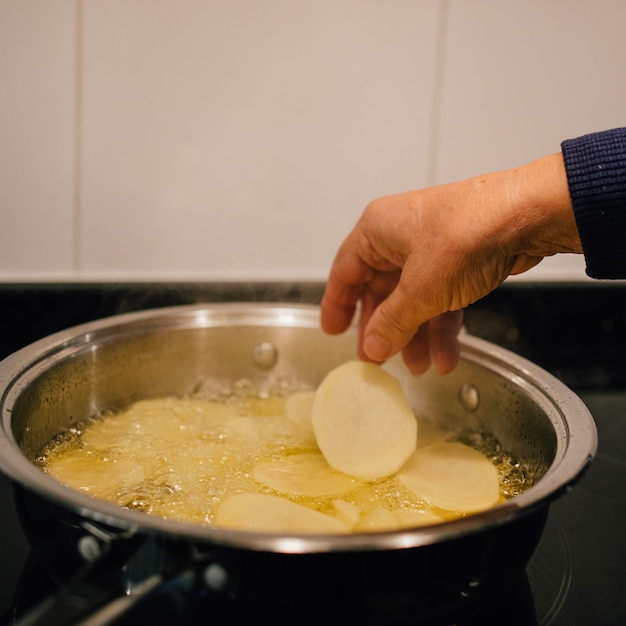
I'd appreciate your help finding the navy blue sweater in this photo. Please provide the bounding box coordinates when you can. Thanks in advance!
[561,127,626,279]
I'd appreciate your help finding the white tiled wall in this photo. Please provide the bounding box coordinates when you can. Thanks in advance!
[1,0,624,283]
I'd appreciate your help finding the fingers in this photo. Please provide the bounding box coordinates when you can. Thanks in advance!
[427,310,464,374]
[398,311,464,376]
[320,258,365,335]
[400,325,432,374]
[356,289,384,362]
[320,184,477,375]
[324,242,460,371]
[323,260,464,376]
[360,274,435,363]
[320,294,358,335]
[320,155,575,376]
[321,235,402,337]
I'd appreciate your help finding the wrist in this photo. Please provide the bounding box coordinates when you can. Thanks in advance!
[511,152,582,258]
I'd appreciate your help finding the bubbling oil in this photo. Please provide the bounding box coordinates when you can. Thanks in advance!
[36,382,531,532]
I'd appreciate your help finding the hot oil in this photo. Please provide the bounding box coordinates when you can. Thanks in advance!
[36,384,531,532]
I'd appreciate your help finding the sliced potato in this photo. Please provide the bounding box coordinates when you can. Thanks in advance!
[233,395,285,417]
[46,451,144,500]
[217,414,314,448]
[252,452,355,497]
[353,508,399,532]
[83,398,239,450]
[284,390,316,432]
[392,508,445,528]
[311,360,417,480]
[397,441,500,513]
[214,493,349,533]
[329,498,361,529]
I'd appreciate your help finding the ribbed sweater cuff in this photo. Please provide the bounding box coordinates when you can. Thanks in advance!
[561,127,626,279]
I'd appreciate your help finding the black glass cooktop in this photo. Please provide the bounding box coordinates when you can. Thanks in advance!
[0,281,624,625]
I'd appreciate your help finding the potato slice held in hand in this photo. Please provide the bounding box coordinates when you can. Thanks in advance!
[311,360,417,480]
[397,441,500,513]
[215,493,349,533]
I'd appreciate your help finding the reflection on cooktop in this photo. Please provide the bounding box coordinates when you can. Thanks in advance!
[527,514,572,623]
[528,391,626,625]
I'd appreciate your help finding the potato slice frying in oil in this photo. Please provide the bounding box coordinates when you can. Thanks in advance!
[284,390,316,432]
[311,360,417,480]
[214,493,349,533]
[252,452,355,497]
[46,451,145,501]
[397,441,500,513]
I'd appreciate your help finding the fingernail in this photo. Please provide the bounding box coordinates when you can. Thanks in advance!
[363,334,391,362]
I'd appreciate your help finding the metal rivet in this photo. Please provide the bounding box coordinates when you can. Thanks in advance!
[203,562,229,591]
[77,535,101,562]
[252,342,278,369]
[459,383,480,412]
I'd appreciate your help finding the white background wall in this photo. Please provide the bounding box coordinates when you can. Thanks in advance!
[1,0,624,283]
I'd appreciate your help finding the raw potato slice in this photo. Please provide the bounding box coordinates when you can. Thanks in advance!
[311,360,417,480]
[214,493,349,533]
[252,452,355,497]
[397,441,500,513]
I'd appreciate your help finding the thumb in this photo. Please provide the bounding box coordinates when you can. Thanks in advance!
[361,284,431,363]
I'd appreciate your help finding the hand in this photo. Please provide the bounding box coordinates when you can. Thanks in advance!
[321,153,581,375]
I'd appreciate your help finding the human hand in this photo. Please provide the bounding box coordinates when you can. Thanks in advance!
[321,153,581,375]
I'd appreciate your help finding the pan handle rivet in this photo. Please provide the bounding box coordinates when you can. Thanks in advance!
[253,342,278,369]
[459,383,480,412]
[203,562,229,591]
[77,535,101,562]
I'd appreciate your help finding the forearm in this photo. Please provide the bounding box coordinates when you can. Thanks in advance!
[508,152,582,260]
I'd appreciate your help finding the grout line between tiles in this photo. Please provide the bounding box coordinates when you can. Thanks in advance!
[72,0,84,272]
